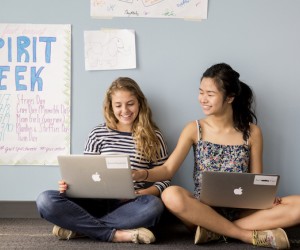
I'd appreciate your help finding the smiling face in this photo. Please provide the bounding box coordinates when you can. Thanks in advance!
[111,89,140,132]
[198,77,233,116]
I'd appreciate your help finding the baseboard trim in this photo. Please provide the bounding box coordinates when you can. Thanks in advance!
[0,201,39,218]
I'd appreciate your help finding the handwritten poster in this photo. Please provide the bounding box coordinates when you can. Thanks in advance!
[91,0,208,20]
[84,29,136,71]
[0,23,71,165]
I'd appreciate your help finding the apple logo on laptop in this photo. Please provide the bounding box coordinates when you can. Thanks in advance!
[92,172,101,182]
[233,187,243,195]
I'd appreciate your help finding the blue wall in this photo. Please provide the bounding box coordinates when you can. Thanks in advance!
[0,0,299,200]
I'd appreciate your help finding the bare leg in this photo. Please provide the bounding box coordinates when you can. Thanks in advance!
[234,195,300,230]
[161,186,253,244]
[113,230,134,242]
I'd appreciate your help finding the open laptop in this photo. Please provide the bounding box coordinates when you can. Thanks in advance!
[200,171,280,209]
[57,154,136,199]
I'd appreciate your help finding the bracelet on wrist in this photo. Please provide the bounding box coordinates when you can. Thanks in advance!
[143,169,149,181]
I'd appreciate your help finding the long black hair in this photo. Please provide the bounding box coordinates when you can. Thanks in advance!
[201,63,257,140]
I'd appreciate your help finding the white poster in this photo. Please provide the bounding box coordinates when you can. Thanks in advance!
[0,23,71,165]
[84,29,136,71]
[91,0,208,20]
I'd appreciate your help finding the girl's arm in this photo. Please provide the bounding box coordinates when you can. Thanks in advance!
[248,123,263,174]
[132,121,196,182]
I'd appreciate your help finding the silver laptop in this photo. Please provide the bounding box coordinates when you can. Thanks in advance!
[58,154,136,199]
[200,171,280,209]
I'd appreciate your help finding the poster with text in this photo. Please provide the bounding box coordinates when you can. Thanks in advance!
[91,0,208,20]
[0,23,71,165]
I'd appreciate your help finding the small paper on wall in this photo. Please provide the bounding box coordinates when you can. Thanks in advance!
[84,29,136,71]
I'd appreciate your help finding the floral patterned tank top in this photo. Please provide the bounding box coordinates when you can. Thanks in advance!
[193,120,250,200]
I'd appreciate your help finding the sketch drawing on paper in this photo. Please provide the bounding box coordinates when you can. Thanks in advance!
[90,0,208,19]
[141,0,165,8]
[84,29,136,70]
[86,37,125,67]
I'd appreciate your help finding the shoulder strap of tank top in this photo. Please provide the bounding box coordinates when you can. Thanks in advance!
[245,124,250,145]
[245,137,249,145]
[195,120,202,141]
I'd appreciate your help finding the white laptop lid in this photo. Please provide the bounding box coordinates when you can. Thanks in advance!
[200,171,280,209]
[58,154,136,199]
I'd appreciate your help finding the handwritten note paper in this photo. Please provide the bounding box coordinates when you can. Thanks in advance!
[84,29,136,71]
[91,0,208,20]
[0,24,71,165]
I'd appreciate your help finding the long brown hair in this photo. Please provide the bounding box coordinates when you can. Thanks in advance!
[103,77,161,162]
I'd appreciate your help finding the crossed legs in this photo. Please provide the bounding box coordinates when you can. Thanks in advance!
[161,186,300,245]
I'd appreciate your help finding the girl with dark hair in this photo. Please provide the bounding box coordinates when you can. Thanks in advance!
[133,63,300,249]
[36,77,169,244]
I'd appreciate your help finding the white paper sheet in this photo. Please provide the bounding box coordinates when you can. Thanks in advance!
[84,29,136,71]
[91,0,208,20]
